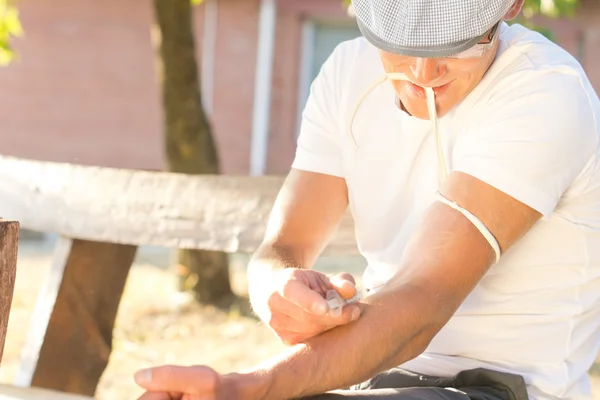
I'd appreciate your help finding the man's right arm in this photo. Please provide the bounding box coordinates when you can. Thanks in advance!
[247,168,361,345]
[250,168,349,272]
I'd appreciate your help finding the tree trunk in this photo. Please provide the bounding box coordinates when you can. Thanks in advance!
[152,0,233,303]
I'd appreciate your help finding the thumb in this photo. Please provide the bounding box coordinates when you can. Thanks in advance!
[134,365,219,394]
[329,273,357,300]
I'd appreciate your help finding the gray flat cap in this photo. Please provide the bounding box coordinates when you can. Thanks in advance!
[352,0,514,57]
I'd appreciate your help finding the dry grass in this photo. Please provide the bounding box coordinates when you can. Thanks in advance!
[0,240,286,399]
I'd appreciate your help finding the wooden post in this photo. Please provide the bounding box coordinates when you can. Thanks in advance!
[0,220,19,364]
[15,237,137,397]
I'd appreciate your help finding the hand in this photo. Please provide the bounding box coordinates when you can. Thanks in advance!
[134,365,270,400]
[250,269,363,345]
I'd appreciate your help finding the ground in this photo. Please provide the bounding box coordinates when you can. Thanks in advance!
[2,236,600,399]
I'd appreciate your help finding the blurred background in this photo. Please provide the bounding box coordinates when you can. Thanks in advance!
[1,0,598,175]
[0,0,598,399]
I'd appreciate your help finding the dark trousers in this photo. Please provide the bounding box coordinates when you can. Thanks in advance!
[302,368,529,400]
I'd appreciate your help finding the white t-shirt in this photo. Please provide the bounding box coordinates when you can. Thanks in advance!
[292,22,600,400]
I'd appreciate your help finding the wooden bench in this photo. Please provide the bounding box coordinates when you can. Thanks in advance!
[0,155,358,398]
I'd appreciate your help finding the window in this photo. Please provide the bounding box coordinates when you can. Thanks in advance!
[296,19,362,135]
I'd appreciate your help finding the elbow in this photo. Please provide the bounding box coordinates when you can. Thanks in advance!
[382,290,451,368]
[408,295,456,357]
[384,322,439,370]
[408,321,438,357]
[377,325,433,373]
[388,282,462,364]
[409,324,438,358]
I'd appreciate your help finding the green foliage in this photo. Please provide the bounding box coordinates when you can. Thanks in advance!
[518,0,580,40]
[522,0,579,18]
[0,0,23,65]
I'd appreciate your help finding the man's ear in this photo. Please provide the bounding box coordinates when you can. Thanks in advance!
[504,0,525,21]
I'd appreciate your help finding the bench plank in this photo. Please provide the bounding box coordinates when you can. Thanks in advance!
[14,238,137,397]
[0,156,358,255]
[0,220,18,364]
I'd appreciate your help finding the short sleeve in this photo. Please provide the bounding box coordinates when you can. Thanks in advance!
[291,45,345,178]
[453,71,598,219]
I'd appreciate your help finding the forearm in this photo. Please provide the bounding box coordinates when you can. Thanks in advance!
[250,281,439,399]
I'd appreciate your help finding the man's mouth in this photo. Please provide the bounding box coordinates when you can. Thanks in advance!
[408,81,452,98]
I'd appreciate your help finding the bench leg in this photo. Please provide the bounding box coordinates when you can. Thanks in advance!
[0,220,19,364]
[15,237,137,397]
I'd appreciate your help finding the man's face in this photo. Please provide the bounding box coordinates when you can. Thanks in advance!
[378,25,501,119]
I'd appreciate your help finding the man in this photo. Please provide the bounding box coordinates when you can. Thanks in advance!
[134,0,600,398]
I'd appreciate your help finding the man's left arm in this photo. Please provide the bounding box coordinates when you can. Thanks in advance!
[241,171,541,399]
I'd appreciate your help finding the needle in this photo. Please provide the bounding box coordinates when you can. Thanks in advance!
[325,283,387,317]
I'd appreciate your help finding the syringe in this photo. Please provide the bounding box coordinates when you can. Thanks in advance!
[325,286,368,317]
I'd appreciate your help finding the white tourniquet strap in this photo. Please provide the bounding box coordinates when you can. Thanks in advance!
[424,87,447,186]
[435,191,502,264]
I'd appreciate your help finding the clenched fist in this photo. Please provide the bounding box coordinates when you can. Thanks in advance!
[249,268,362,345]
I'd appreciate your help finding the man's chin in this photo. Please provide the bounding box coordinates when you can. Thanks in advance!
[399,101,435,120]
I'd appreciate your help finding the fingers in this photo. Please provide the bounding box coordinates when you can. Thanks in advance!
[269,307,327,343]
[277,271,358,315]
[268,294,327,337]
[269,290,361,326]
[278,278,329,316]
[329,273,358,300]
[268,293,363,345]
[336,272,357,285]
[281,303,363,345]
[134,365,218,395]
[264,269,363,344]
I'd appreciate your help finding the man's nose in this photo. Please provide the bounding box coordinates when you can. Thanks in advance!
[410,58,447,86]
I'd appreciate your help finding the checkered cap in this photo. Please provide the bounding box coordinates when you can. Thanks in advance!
[352,0,514,57]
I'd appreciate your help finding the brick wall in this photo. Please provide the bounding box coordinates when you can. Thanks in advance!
[209,0,259,174]
[0,0,168,170]
[0,0,222,172]
[266,0,350,174]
